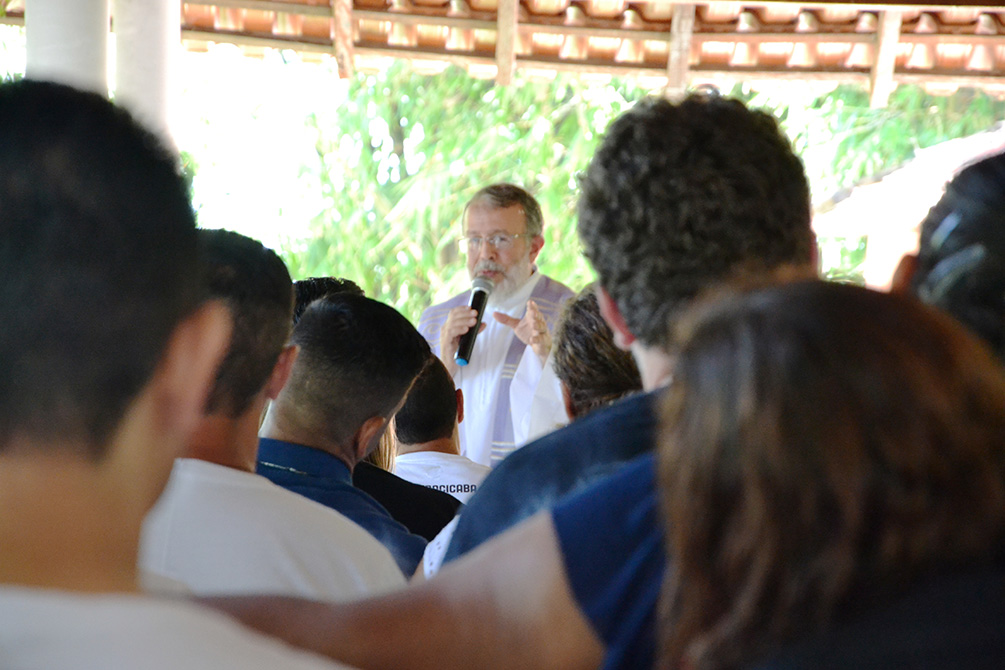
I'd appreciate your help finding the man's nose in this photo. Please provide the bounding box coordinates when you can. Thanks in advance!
[477,240,498,262]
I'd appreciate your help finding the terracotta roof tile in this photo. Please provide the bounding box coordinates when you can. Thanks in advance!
[3,1,1005,94]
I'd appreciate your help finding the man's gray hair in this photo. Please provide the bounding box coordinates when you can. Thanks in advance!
[464,183,544,237]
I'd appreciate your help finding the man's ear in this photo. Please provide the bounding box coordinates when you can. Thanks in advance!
[890,254,918,295]
[351,415,389,466]
[810,237,821,277]
[596,287,635,350]
[264,345,299,401]
[153,300,232,441]
[561,382,576,422]
[455,388,465,425]
[528,235,545,266]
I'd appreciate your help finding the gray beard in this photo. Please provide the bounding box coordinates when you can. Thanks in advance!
[473,256,532,305]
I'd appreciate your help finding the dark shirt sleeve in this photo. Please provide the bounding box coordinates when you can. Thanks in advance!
[444,390,661,562]
[551,453,665,670]
[255,443,427,577]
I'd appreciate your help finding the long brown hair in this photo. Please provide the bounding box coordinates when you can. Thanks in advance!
[658,280,1005,669]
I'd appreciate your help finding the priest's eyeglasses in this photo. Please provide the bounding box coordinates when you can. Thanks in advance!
[459,233,533,253]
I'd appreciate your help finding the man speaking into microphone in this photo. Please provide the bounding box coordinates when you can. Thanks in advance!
[418,184,574,468]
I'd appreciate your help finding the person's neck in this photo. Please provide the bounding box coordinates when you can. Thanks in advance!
[259,404,356,472]
[631,343,675,390]
[0,452,142,593]
[396,437,459,457]
[185,397,268,473]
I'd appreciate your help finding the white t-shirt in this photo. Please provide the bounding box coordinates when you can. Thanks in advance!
[421,516,458,580]
[140,458,404,599]
[394,451,491,503]
[0,587,351,669]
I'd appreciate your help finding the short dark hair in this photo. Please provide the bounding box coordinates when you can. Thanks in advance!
[465,183,544,237]
[912,151,1005,359]
[200,229,293,418]
[293,276,365,325]
[659,280,1005,669]
[395,356,458,444]
[577,94,815,348]
[552,286,642,419]
[286,294,430,446]
[0,79,201,458]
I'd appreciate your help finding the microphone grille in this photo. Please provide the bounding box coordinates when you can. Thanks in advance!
[472,277,495,294]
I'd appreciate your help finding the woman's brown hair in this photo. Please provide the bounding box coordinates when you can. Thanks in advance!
[658,280,1005,669]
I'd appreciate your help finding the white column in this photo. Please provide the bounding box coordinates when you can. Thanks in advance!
[25,0,109,95]
[113,0,180,145]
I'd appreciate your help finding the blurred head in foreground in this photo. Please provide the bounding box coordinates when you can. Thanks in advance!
[894,150,1005,359]
[658,280,1005,669]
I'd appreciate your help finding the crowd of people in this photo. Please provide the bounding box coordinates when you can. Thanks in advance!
[2,76,1004,669]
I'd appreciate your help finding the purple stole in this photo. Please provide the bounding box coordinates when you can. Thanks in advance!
[418,274,575,467]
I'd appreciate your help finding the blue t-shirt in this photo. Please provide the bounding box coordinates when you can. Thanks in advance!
[553,456,1005,670]
[552,453,665,670]
[446,390,661,562]
[257,438,426,576]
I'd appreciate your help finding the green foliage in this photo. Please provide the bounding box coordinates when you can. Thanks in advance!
[819,236,868,285]
[282,63,650,323]
[179,150,198,199]
[747,83,1005,200]
[1,25,24,81]
[179,58,1003,313]
[737,82,1005,286]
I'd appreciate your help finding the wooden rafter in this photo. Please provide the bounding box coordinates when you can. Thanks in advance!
[495,0,518,85]
[666,4,695,100]
[332,0,354,77]
[5,1,1005,101]
[871,10,903,108]
[183,0,332,16]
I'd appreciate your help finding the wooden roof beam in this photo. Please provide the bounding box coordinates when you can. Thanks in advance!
[495,0,518,85]
[666,3,695,100]
[870,10,902,108]
[183,0,331,17]
[332,0,354,77]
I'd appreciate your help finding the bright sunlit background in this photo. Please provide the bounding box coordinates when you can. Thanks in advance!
[4,23,1004,322]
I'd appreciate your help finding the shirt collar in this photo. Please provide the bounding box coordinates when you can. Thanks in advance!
[257,437,351,482]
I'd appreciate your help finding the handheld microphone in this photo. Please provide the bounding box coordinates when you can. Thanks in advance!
[455,277,494,367]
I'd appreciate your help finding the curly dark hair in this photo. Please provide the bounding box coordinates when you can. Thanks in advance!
[912,151,1005,359]
[577,94,815,348]
[552,286,642,419]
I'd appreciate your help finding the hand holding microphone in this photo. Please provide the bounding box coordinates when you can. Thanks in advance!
[438,277,494,373]
[455,277,494,366]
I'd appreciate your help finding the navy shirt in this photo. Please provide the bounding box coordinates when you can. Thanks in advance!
[552,453,664,670]
[553,454,1005,670]
[257,438,426,576]
[445,389,661,562]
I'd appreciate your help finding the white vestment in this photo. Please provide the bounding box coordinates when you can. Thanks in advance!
[0,587,351,670]
[418,272,574,467]
[140,458,405,599]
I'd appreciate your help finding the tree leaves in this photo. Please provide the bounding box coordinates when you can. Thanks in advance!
[284,62,638,322]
